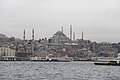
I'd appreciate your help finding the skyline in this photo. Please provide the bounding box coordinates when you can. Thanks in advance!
[0,0,120,42]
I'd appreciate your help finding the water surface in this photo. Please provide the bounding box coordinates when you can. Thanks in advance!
[0,61,120,80]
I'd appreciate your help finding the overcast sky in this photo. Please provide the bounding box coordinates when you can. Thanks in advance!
[0,0,120,42]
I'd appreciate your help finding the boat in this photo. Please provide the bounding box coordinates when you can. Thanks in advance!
[48,57,71,62]
[30,56,47,62]
[94,53,120,66]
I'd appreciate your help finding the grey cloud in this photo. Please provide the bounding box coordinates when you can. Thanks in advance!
[0,0,120,42]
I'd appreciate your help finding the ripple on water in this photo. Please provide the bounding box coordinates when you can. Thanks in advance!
[0,61,120,80]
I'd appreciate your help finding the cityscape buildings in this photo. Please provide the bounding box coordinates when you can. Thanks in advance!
[0,26,119,61]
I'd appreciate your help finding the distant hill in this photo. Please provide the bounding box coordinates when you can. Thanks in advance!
[0,34,9,43]
[0,34,8,39]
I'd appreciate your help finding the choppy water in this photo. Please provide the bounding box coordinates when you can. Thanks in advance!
[0,61,120,80]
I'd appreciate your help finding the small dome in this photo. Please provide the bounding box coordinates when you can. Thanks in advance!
[18,44,24,47]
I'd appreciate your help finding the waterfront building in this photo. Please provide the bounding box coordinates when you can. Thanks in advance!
[15,29,35,60]
[15,42,33,61]
[0,47,16,60]
[78,48,89,57]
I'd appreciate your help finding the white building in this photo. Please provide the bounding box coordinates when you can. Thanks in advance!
[0,47,16,60]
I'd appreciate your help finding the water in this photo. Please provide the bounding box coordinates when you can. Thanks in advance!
[0,61,120,80]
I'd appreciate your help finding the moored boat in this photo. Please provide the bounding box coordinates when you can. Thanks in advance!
[94,53,120,66]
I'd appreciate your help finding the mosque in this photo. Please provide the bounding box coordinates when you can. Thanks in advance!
[49,25,76,45]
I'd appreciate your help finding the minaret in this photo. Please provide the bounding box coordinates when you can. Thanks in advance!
[82,30,83,40]
[32,28,34,41]
[23,29,26,53]
[62,26,63,33]
[73,32,75,41]
[32,28,35,56]
[23,29,25,41]
[70,25,72,41]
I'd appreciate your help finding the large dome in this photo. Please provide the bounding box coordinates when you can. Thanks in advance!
[49,31,70,44]
[53,31,66,37]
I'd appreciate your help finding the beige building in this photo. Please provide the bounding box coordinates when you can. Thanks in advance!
[0,47,16,60]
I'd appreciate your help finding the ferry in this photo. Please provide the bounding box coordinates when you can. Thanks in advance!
[94,53,120,66]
